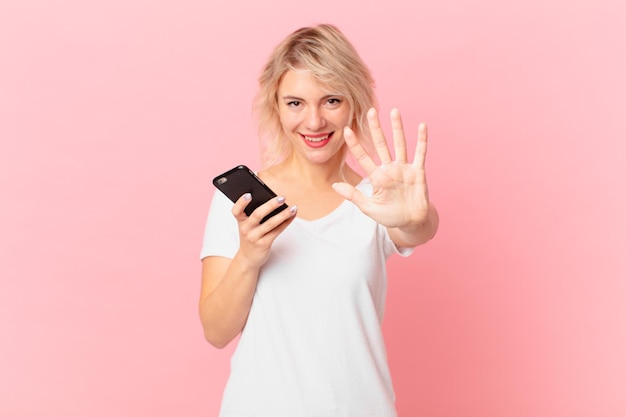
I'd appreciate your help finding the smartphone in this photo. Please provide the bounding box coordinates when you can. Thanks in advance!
[212,165,288,223]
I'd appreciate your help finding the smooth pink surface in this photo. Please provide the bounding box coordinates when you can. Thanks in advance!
[1,1,624,416]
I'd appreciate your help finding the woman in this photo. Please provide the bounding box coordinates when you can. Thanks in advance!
[199,24,439,417]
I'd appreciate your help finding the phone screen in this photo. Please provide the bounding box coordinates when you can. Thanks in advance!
[213,165,288,223]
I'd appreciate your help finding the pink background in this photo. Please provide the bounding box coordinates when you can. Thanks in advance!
[1,0,625,416]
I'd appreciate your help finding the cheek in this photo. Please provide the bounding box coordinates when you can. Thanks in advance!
[279,112,301,133]
[334,105,352,125]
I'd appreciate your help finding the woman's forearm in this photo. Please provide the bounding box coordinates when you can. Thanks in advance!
[199,253,261,349]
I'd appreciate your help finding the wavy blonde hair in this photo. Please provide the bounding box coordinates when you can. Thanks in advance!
[254,24,377,168]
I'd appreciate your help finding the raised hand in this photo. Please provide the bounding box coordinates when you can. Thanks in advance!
[332,107,432,230]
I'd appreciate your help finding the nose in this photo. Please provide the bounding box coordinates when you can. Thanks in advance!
[305,106,326,131]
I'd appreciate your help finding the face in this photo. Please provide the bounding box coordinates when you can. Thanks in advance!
[277,69,351,166]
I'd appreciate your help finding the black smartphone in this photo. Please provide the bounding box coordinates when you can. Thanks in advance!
[212,165,288,223]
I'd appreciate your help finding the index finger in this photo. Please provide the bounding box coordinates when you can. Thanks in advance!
[231,193,253,222]
[248,195,290,224]
[344,126,377,174]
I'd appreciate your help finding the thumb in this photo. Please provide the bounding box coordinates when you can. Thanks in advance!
[332,182,367,208]
[331,182,354,200]
[333,182,368,214]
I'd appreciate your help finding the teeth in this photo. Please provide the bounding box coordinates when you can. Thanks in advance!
[303,134,329,142]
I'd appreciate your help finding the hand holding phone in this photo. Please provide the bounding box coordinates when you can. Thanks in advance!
[213,165,289,223]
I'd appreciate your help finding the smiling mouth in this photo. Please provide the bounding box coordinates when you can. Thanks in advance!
[302,132,332,143]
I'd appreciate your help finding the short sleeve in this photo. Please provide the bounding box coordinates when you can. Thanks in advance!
[200,190,240,260]
[381,227,415,258]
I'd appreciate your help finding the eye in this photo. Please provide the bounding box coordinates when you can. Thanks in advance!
[327,98,342,106]
[286,100,301,108]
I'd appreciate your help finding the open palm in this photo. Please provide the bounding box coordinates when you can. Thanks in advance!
[333,108,431,229]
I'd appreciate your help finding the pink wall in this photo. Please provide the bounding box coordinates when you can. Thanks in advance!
[1,0,624,416]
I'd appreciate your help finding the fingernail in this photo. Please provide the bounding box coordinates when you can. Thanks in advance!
[243,193,252,201]
[290,205,298,214]
[276,196,286,204]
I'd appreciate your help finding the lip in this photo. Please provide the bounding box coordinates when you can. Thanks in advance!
[300,132,333,148]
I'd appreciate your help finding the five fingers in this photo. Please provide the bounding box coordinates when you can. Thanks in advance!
[346,107,428,170]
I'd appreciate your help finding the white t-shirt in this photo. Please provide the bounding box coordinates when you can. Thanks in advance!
[201,179,413,417]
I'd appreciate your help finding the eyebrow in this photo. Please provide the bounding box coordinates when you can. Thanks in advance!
[281,94,343,101]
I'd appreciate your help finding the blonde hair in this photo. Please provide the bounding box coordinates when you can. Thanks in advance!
[254,24,377,168]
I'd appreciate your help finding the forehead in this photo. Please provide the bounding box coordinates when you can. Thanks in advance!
[278,69,337,97]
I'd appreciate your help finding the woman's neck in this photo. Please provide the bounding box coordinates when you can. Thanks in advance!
[279,153,357,187]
